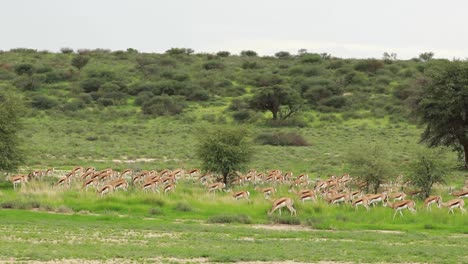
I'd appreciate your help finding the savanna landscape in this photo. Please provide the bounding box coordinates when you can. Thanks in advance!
[0,48,468,263]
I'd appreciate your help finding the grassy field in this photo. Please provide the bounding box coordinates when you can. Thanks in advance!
[0,208,466,263]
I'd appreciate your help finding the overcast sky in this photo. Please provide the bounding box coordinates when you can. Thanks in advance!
[2,0,468,59]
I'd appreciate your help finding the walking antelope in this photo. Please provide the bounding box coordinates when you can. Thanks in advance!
[386,200,417,220]
[327,193,348,205]
[352,197,370,211]
[10,174,28,189]
[366,192,388,207]
[268,197,296,216]
[424,196,441,211]
[388,190,406,201]
[232,190,250,200]
[207,182,225,193]
[440,198,466,214]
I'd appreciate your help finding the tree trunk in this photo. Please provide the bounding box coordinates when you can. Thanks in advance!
[463,143,468,169]
[272,110,278,120]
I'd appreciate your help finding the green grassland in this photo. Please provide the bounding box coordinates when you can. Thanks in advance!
[1,49,468,263]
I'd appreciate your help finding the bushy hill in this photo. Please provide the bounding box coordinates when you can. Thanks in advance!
[0,48,464,184]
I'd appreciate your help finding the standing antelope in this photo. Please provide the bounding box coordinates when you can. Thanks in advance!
[268,197,296,216]
[10,174,28,190]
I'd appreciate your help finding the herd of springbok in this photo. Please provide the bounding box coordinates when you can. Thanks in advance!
[6,167,468,218]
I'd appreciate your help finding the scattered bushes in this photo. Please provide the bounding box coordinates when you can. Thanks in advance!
[256,132,310,146]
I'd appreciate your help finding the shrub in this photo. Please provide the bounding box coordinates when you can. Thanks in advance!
[269,215,301,225]
[256,132,309,146]
[216,51,230,57]
[207,214,252,224]
[141,95,186,116]
[320,95,347,109]
[241,61,259,69]
[148,207,164,216]
[203,61,224,70]
[240,50,257,57]
[30,94,58,109]
[300,54,322,64]
[80,77,103,93]
[174,202,192,212]
[354,59,384,74]
[60,47,74,54]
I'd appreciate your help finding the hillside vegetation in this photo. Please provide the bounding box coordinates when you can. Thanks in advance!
[0,48,464,183]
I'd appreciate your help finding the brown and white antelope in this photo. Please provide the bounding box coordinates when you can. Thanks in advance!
[386,200,417,220]
[268,197,296,216]
[352,197,370,211]
[424,196,441,211]
[255,186,276,199]
[440,198,466,214]
[9,174,28,190]
[98,184,114,197]
[232,190,250,200]
[207,182,225,193]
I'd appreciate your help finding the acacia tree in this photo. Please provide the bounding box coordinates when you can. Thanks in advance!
[71,55,90,71]
[346,144,392,193]
[195,126,254,185]
[407,149,448,199]
[413,61,468,168]
[0,92,24,172]
[250,85,303,120]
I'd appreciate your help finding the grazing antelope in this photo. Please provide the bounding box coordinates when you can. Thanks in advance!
[10,174,28,190]
[424,196,441,211]
[98,184,114,197]
[82,178,99,191]
[386,200,417,220]
[268,197,296,216]
[143,179,160,193]
[440,198,466,214]
[232,190,250,200]
[299,191,316,204]
[163,183,176,194]
[255,186,276,199]
[111,178,128,192]
[55,175,71,188]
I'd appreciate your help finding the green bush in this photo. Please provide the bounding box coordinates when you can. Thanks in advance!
[256,132,309,146]
[141,95,186,116]
[207,214,252,224]
[30,94,58,109]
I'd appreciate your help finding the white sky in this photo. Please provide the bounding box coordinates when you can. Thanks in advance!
[2,0,468,59]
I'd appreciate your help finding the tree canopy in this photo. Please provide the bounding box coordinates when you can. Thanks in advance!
[0,92,24,172]
[414,60,468,168]
[250,85,303,120]
[195,126,254,185]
